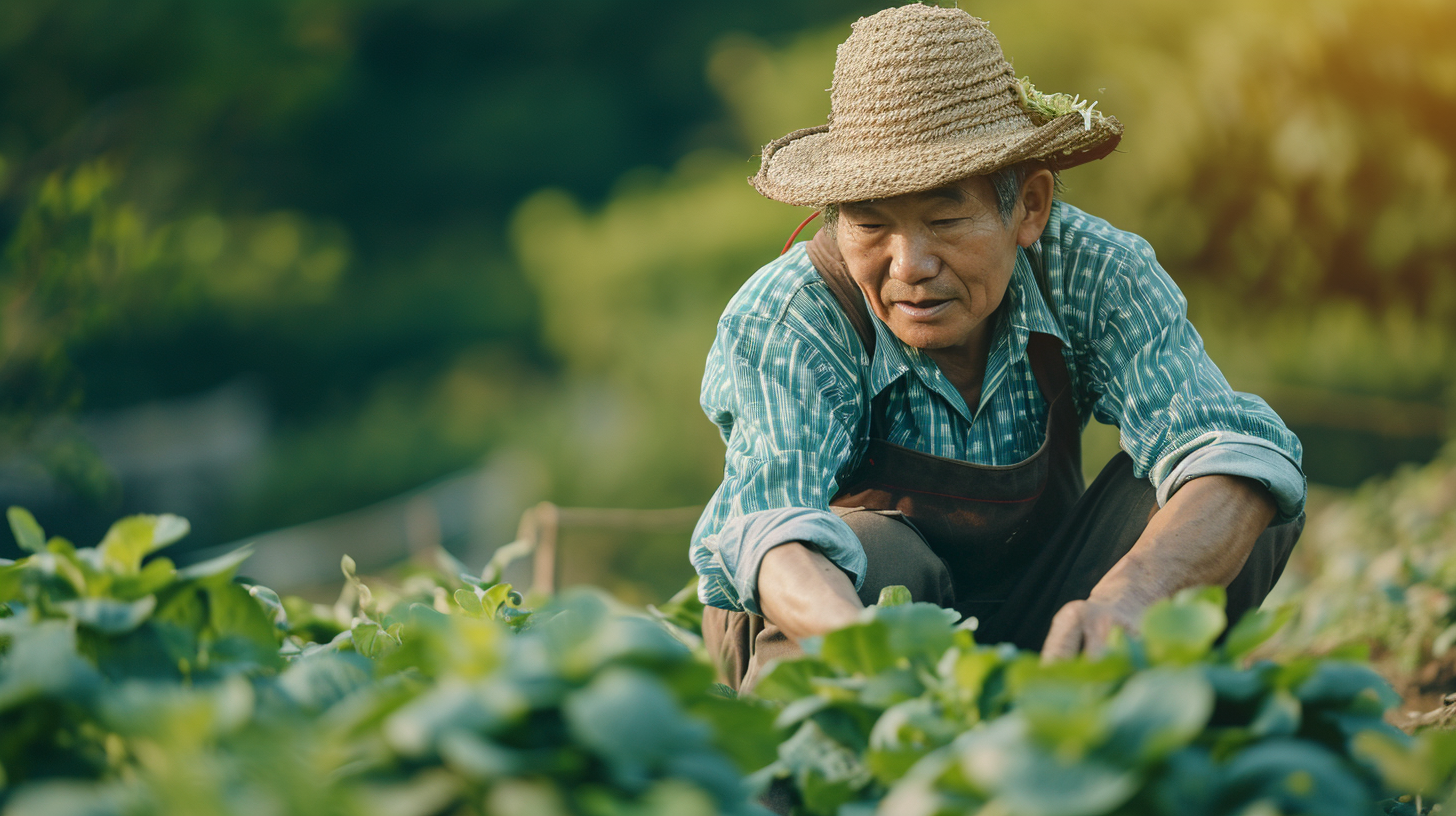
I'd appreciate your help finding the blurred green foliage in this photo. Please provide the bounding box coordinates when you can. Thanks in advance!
[514,0,1456,521]
[0,0,886,550]
[1264,441,1456,687]
[1,0,1453,582]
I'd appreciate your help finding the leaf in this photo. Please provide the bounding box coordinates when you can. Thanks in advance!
[340,554,374,612]
[776,720,873,804]
[247,584,287,629]
[453,587,485,617]
[1204,663,1275,703]
[1222,604,1295,662]
[1215,739,1373,816]
[1,779,138,816]
[650,575,704,636]
[867,698,961,784]
[1140,586,1227,665]
[351,620,397,659]
[0,621,102,710]
[563,667,709,784]
[438,730,521,779]
[686,694,780,774]
[1248,689,1301,738]
[7,507,45,553]
[1295,661,1400,710]
[481,583,517,617]
[203,582,283,674]
[878,585,913,607]
[957,717,1138,816]
[98,514,190,575]
[754,657,835,702]
[1354,729,1456,794]
[274,652,373,712]
[822,619,896,675]
[1017,681,1112,758]
[150,515,190,549]
[109,557,177,600]
[1432,622,1456,657]
[56,596,157,634]
[176,546,254,582]
[0,559,25,601]
[1103,668,1214,763]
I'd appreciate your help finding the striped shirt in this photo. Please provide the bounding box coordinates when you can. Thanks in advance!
[691,201,1304,614]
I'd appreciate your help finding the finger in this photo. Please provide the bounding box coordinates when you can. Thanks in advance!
[1083,615,1113,659]
[1041,601,1086,664]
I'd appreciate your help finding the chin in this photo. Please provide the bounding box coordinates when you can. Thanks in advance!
[889,322,961,350]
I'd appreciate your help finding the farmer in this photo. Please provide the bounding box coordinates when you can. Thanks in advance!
[692,4,1305,692]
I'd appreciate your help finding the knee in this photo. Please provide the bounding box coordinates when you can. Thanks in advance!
[835,508,954,608]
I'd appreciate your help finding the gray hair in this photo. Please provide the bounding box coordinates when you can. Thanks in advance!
[823,162,1060,229]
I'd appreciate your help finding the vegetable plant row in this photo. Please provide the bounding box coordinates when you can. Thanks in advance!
[1,507,1453,816]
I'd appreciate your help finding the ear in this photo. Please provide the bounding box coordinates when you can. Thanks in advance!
[1014,168,1055,248]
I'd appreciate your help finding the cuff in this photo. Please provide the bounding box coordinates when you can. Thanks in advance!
[716,506,866,616]
[1153,432,1306,523]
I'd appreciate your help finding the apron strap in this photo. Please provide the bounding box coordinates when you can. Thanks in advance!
[806,227,877,358]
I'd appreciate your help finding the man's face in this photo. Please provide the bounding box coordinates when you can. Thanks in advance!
[836,175,1021,356]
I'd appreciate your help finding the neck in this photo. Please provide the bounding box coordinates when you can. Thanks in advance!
[923,318,995,412]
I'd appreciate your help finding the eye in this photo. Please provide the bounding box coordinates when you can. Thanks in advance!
[931,218,968,227]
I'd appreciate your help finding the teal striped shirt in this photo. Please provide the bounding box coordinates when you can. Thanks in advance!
[691,202,1304,614]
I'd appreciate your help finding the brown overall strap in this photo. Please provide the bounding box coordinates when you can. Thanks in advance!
[806,227,876,357]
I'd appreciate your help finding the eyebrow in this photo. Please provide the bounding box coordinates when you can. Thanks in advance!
[922,185,968,205]
[843,184,968,214]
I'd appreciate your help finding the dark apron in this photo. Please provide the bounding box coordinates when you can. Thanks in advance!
[807,228,1087,648]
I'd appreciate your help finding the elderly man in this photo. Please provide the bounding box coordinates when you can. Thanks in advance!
[692,4,1304,692]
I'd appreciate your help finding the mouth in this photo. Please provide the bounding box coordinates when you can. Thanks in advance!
[892,299,953,320]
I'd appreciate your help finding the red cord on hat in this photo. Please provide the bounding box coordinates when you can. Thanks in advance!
[781,210,822,255]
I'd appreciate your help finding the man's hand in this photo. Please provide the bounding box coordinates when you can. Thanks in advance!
[1041,594,1150,661]
[1040,473,1278,662]
[758,542,864,642]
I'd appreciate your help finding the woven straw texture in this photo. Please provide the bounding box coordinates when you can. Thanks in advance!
[751,4,1123,207]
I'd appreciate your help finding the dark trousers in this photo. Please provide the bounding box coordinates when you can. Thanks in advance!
[703,453,1304,693]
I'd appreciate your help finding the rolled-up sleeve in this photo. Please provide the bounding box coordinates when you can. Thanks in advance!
[690,310,866,614]
[1073,235,1306,523]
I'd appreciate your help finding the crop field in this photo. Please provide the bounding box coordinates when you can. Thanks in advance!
[2,444,1454,816]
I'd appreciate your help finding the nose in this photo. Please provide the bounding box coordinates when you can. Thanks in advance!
[887,230,939,285]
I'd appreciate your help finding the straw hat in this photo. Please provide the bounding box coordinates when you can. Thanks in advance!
[751,4,1123,207]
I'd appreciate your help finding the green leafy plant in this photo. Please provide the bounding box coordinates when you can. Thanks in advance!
[5,504,1454,816]
[752,586,1456,816]
[0,506,773,816]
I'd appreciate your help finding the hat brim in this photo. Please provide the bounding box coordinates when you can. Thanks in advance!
[751,112,1123,208]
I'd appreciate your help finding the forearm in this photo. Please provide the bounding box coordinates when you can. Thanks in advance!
[1090,473,1278,610]
[1042,473,1278,659]
[757,542,864,642]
